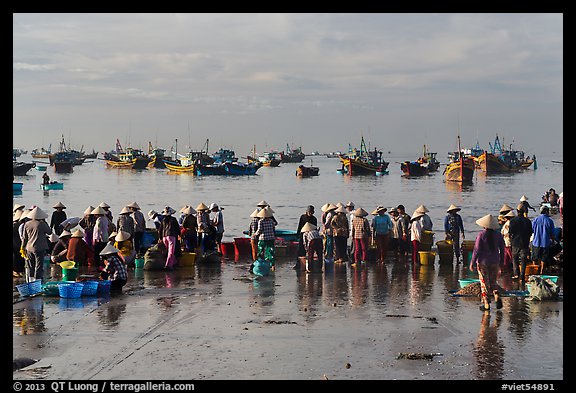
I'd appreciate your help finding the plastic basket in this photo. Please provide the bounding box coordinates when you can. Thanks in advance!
[58,261,76,269]
[16,280,43,297]
[81,280,99,296]
[62,267,79,281]
[42,281,69,296]
[57,282,84,298]
[458,278,481,288]
[418,251,436,265]
[97,280,112,295]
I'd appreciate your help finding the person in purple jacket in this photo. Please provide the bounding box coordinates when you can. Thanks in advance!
[470,214,505,312]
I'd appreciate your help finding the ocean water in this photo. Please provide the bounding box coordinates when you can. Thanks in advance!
[13,152,564,380]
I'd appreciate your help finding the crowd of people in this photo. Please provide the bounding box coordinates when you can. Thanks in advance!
[13,191,563,309]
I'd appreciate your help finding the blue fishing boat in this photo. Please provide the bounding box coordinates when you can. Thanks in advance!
[41,181,64,190]
[212,148,238,163]
[224,161,261,175]
[195,163,227,176]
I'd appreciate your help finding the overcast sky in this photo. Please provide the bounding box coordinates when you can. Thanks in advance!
[13,13,563,158]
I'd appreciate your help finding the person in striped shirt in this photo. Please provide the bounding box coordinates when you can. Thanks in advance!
[254,207,277,270]
[99,244,128,292]
[301,222,323,272]
[350,208,371,266]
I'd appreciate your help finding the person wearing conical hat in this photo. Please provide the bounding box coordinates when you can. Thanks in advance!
[12,208,26,277]
[128,202,146,255]
[415,204,433,231]
[301,222,323,273]
[209,203,225,254]
[508,203,533,281]
[79,206,96,248]
[253,207,277,270]
[321,203,338,264]
[99,244,128,292]
[371,206,393,263]
[66,228,94,267]
[296,205,318,261]
[116,206,135,241]
[196,203,216,254]
[21,207,52,282]
[91,206,110,268]
[49,202,67,236]
[158,206,181,270]
[501,210,516,273]
[409,209,425,264]
[248,208,262,262]
[470,214,505,312]
[350,207,370,266]
[444,204,465,263]
[180,206,198,253]
[13,203,25,213]
[395,205,411,257]
[345,202,356,259]
[498,203,514,225]
[331,206,349,263]
[114,230,136,267]
[519,195,536,216]
[50,229,72,264]
[99,201,114,225]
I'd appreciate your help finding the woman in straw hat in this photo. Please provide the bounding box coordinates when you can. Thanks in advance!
[415,204,433,231]
[301,222,323,273]
[117,206,135,241]
[50,202,67,236]
[99,244,128,292]
[114,230,136,267]
[350,207,371,266]
[180,206,198,253]
[158,207,180,270]
[66,228,94,267]
[91,206,109,268]
[248,208,261,262]
[371,206,393,263]
[410,209,425,264]
[21,206,52,282]
[296,205,317,259]
[196,203,216,254]
[253,207,277,270]
[51,230,71,264]
[497,203,514,226]
[128,202,146,255]
[78,206,96,248]
[444,204,466,263]
[470,214,505,312]
[321,203,337,263]
[501,210,516,273]
[331,205,349,263]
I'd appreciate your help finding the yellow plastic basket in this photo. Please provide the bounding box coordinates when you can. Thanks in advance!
[418,251,436,265]
[58,261,76,269]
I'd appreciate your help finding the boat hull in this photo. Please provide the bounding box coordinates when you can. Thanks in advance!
[401,161,429,177]
[224,162,261,175]
[106,157,150,170]
[196,163,227,176]
[476,152,515,173]
[339,157,388,176]
[445,159,475,183]
[13,162,36,176]
[41,182,64,190]
[296,166,319,177]
[54,161,73,173]
[163,160,196,173]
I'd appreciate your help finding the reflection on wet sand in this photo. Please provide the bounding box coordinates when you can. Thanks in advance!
[474,311,505,379]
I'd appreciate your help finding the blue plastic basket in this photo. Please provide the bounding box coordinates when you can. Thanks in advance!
[57,282,84,298]
[97,280,112,294]
[81,281,99,296]
[16,280,43,297]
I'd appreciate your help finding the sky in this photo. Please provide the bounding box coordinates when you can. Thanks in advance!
[13,13,563,158]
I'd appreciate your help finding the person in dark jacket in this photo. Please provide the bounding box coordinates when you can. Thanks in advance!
[296,205,317,257]
[444,204,465,263]
[50,202,67,236]
[13,210,25,277]
[508,204,533,281]
[51,230,71,264]
[158,207,180,270]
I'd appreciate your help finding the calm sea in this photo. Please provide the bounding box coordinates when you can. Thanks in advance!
[13,152,563,239]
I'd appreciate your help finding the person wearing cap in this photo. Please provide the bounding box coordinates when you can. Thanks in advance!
[128,202,146,255]
[301,223,323,273]
[396,205,411,257]
[331,206,349,263]
[498,204,514,226]
[470,214,505,312]
[51,230,71,264]
[196,203,216,253]
[92,206,110,268]
[415,205,433,231]
[99,244,128,292]
[117,206,135,241]
[321,203,337,263]
[66,228,94,267]
[444,204,465,263]
[253,207,277,270]
[12,210,26,277]
[531,205,555,275]
[180,206,198,253]
[158,207,180,270]
[500,210,515,273]
[50,202,67,236]
[21,207,52,282]
[209,203,225,254]
[350,207,371,266]
[410,209,425,264]
[508,204,533,280]
[371,206,393,263]
[114,230,136,267]
[79,206,96,248]
[248,209,261,262]
[296,205,318,259]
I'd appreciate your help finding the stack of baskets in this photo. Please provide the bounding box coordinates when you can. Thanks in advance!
[420,230,434,251]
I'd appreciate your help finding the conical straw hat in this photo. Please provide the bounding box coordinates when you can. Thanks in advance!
[59,230,72,238]
[147,210,158,220]
[371,206,387,215]
[353,208,368,217]
[475,214,500,230]
[119,206,132,215]
[196,203,209,211]
[99,202,110,208]
[334,206,347,214]
[300,222,317,232]
[100,244,120,256]
[321,203,332,212]
[499,204,513,213]
[519,195,528,202]
[182,206,196,215]
[115,230,131,241]
[415,204,429,213]
[71,228,85,238]
[504,210,516,218]
[127,201,140,209]
[91,206,107,215]
[13,210,23,221]
[13,203,25,212]
[447,204,461,212]
[84,206,95,215]
[250,209,260,218]
[53,201,66,209]
[256,207,274,218]
[411,210,424,220]
[28,206,48,220]
[256,200,269,207]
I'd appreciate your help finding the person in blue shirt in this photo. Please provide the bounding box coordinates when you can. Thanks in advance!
[371,206,393,263]
[531,205,555,274]
[444,204,465,263]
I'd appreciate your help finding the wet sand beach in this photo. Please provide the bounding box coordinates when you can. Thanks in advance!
[13,254,563,381]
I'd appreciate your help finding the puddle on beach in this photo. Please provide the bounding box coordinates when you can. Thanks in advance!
[13,255,563,380]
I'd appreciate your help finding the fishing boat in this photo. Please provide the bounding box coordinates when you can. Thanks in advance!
[338,136,389,176]
[247,145,281,167]
[13,182,23,193]
[147,142,167,168]
[31,145,52,159]
[13,161,36,176]
[105,139,150,169]
[163,159,196,173]
[444,135,475,184]
[212,148,238,163]
[400,160,429,177]
[417,145,440,172]
[195,163,227,176]
[82,149,98,159]
[295,164,319,177]
[280,144,305,163]
[52,151,74,173]
[223,161,261,175]
[476,135,528,174]
[41,181,64,190]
